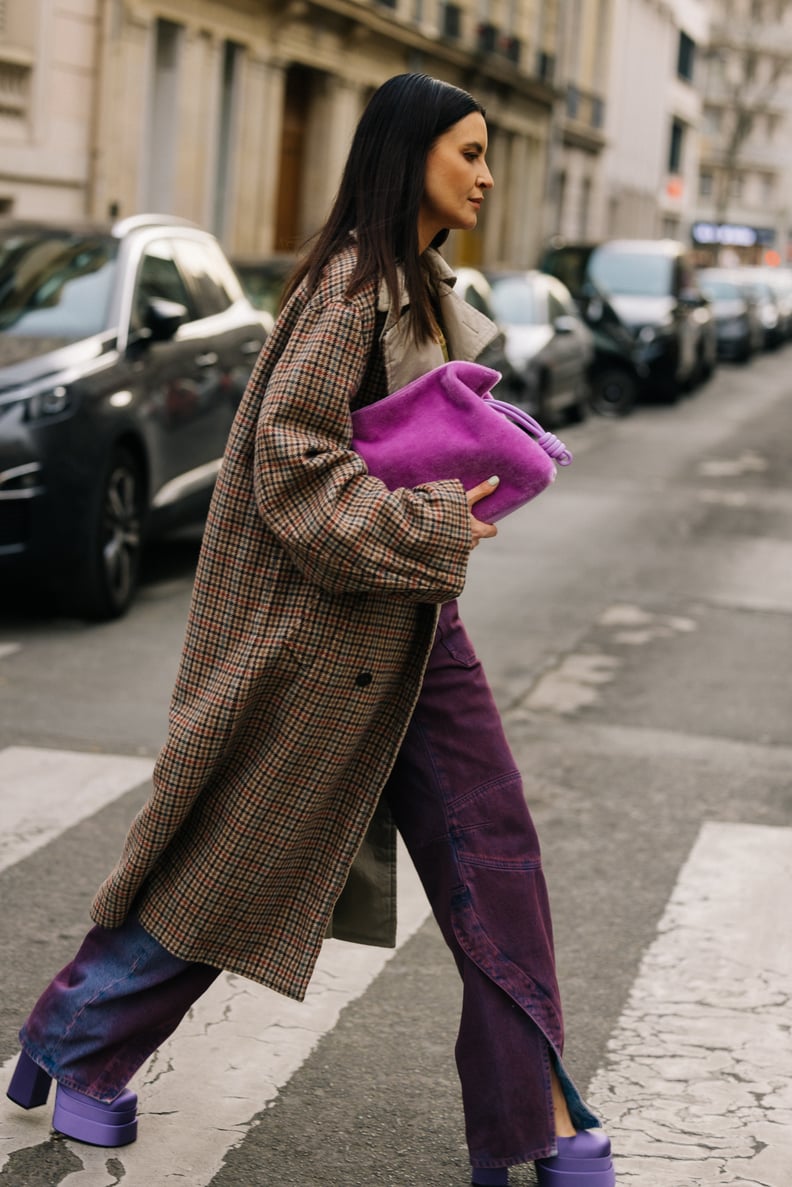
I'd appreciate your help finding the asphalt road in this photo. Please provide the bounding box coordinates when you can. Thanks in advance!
[0,343,790,1186]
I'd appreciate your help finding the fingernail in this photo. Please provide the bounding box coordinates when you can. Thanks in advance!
[488,475,499,485]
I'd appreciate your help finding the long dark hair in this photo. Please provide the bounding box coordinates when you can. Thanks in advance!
[282,73,485,343]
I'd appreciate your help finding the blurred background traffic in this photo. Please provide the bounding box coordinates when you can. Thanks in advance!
[1,0,791,620]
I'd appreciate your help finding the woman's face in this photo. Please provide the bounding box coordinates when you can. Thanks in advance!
[418,112,493,251]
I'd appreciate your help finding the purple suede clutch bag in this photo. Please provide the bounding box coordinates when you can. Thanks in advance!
[351,360,572,521]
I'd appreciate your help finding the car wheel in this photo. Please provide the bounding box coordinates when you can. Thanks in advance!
[589,366,637,417]
[73,446,145,620]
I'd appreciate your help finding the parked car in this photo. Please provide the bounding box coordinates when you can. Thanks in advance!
[697,268,762,362]
[232,253,297,318]
[737,267,790,346]
[451,267,526,402]
[484,270,592,424]
[542,239,717,400]
[0,214,271,618]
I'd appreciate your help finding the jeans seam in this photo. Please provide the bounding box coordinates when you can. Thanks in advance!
[47,940,152,1065]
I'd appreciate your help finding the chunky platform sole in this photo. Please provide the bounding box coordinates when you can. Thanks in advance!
[535,1165,615,1186]
[7,1051,53,1109]
[53,1084,138,1147]
[535,1131,616,1187]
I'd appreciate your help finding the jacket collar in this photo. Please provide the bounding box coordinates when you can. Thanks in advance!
[377,250,500,393]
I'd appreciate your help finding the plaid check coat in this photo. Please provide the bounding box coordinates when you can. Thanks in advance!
[91,244,499,1001]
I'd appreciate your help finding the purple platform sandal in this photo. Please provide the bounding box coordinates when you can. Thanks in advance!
[535,1130,615,1185]
[8,1051,138,1147]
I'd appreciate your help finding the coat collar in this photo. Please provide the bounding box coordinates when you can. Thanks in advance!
[377,250,501,393]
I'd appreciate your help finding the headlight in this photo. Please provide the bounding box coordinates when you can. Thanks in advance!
[26,384,71,420]
[637,314,674,343]
[0,381,73,423]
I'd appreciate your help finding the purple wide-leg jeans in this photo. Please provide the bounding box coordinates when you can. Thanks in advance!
[18,600,597,1169]
[383,600,597,1169]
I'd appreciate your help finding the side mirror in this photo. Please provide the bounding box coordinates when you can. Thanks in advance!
[145,297,188,341]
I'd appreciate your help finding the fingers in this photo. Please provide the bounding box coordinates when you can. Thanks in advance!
[469,514,497,546]
[467,475,498,547]
[466,475,500,508]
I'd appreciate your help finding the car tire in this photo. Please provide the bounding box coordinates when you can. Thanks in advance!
[589,366,637,417]
[72,446,145,620]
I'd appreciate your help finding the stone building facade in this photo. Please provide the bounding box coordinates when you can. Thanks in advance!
[597,0,710,243]
[0,0,99,218]
[1,0,567,269]
[3,1,790,266]
[693,0,792,264]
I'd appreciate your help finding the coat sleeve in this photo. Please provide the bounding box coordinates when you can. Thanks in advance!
[252,298,472,600]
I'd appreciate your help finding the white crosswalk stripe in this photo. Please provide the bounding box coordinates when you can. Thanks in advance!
[0,746,153,874]
[0,744,432,1183]
[1,749,791,1185]
[588,821,792,1187]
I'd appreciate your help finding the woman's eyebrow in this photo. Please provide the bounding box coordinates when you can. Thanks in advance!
[463,141,486,153]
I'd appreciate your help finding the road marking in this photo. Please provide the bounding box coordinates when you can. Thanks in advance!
[588,821,792,1186]
[0,838,430,1185]
[0,746,153,875]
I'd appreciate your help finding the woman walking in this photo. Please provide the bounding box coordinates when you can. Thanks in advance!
[8,73,615,1186]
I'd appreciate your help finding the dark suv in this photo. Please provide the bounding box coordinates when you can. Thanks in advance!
[0,215,270,618]
[543,239,716,401]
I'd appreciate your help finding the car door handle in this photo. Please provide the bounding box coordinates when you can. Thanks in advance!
[195,351,219,367]
[241,339,263,356]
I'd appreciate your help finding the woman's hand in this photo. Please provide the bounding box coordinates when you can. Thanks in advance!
[466,476,499,548]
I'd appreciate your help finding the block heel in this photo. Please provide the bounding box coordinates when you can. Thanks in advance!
[52,1084,138,1147]
[7,1050,52,1109]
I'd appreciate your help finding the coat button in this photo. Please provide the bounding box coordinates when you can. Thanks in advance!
[355,671,373,688]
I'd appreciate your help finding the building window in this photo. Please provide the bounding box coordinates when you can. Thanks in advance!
[578,177,592,238]
[703,106,721,135]
[212,41,243,243]
[145,19,182,211]
[699,171,713,197]
[677,31,695,82]
[555,170,567,230]
[668,118,685,174]
[442,3,461,39]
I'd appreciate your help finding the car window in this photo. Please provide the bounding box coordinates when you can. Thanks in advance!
[0,231,118,339]
[132,239,198,331]
[589,249,673,298]
[699,279,740,300]
[541,246,592,297]
[234,260,293,315]
[489,277,542,325]
[174,237,241,317]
